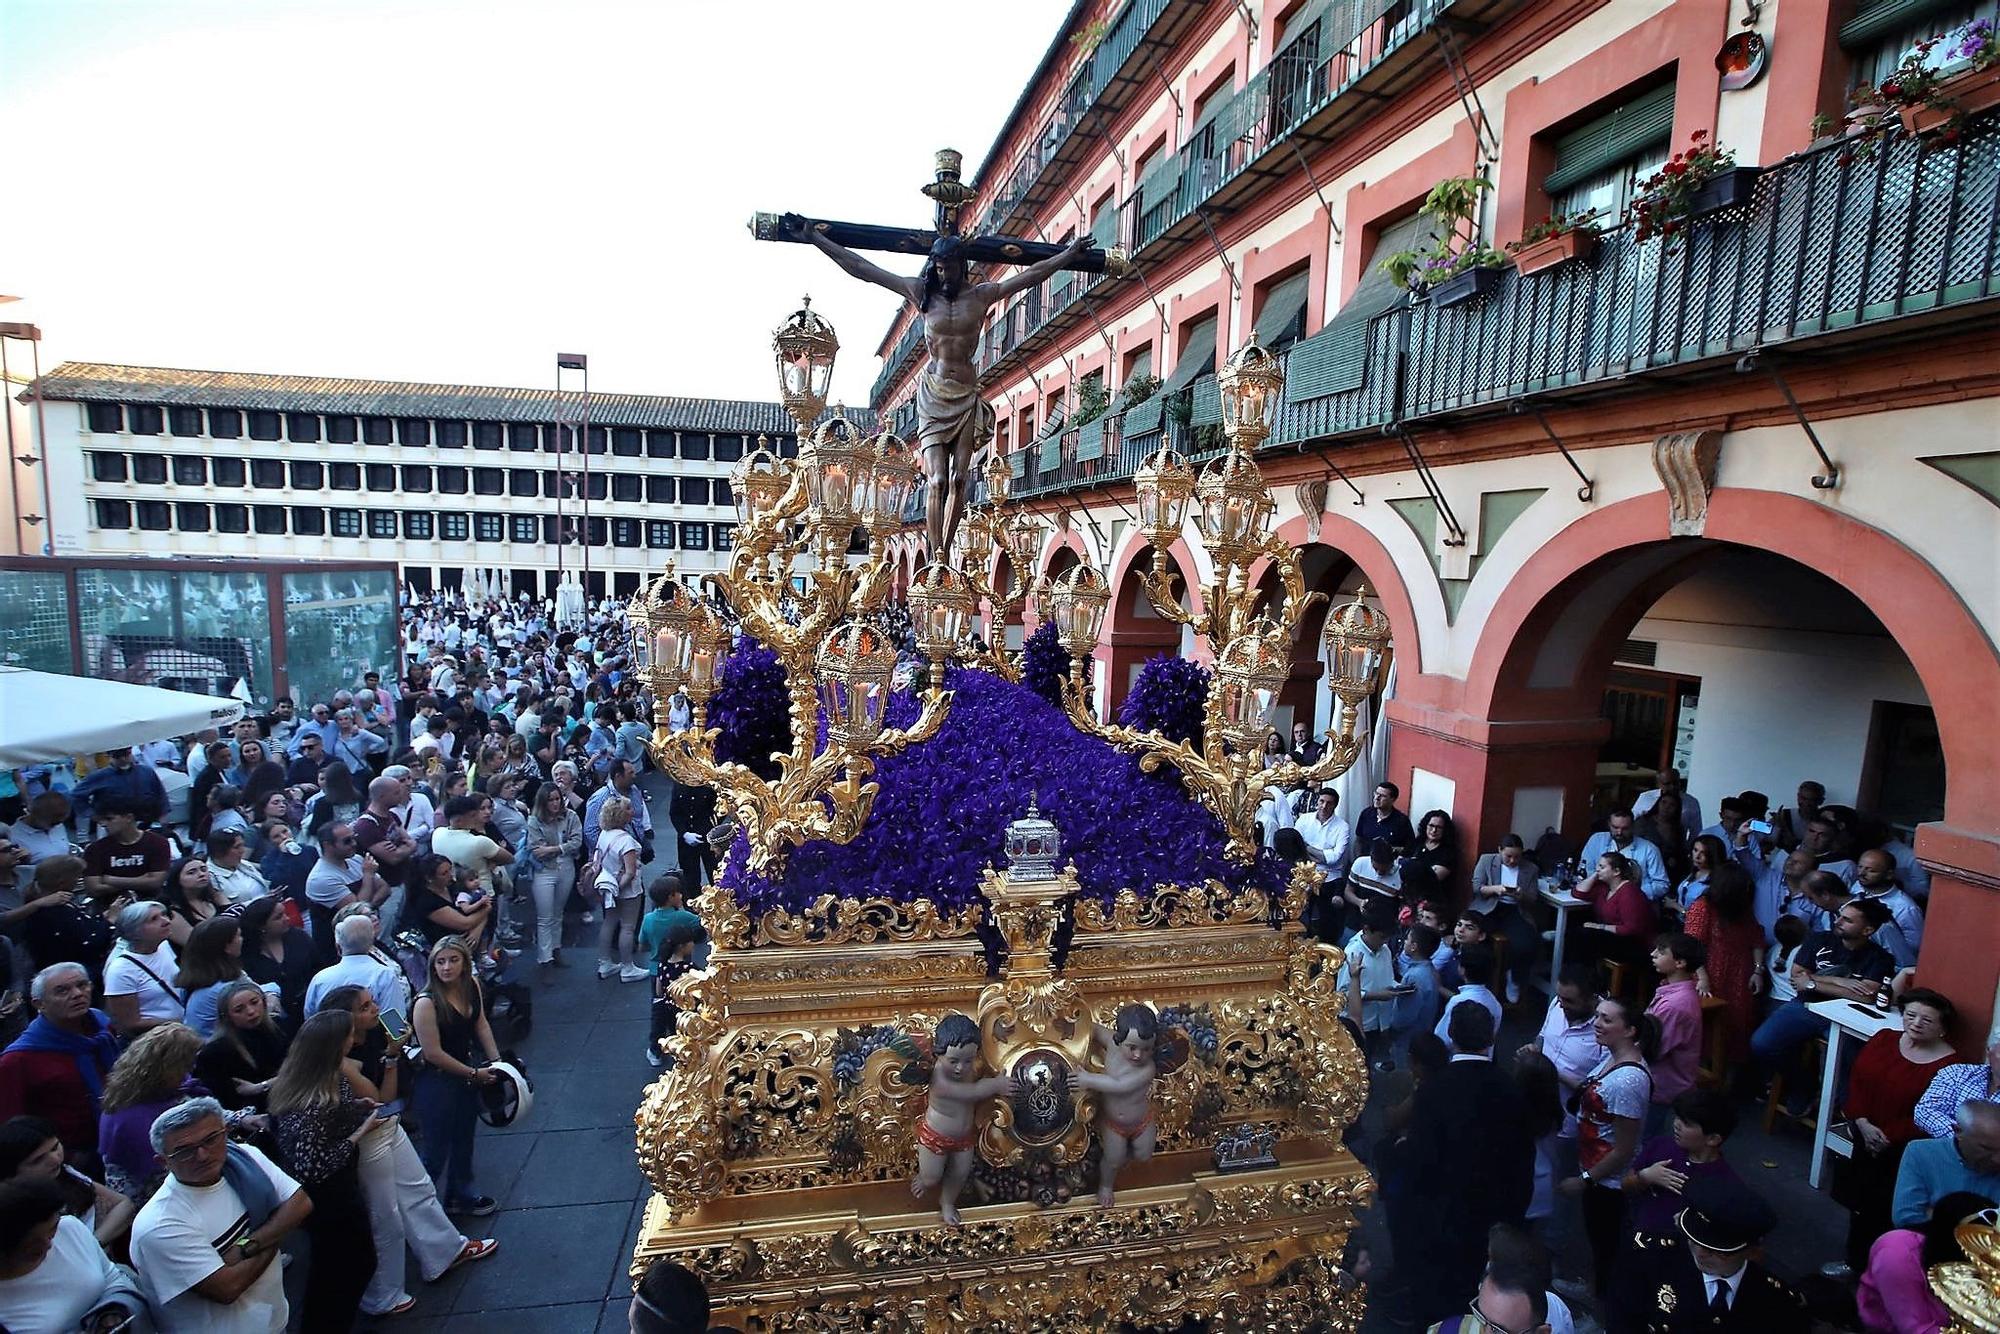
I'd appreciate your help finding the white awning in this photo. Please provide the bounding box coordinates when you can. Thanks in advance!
[0,666,245,766]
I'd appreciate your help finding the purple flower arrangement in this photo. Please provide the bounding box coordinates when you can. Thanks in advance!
[715,658,1284,922]
[1018,622,1072,710]
[1116,653,1210,748]
[709,636,788,779]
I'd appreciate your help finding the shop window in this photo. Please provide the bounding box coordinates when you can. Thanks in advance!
[91,453,128,482]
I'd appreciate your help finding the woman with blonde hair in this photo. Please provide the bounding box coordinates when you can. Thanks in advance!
[593,795,645,981]
[96,1021,203,1202]
[318,984,495,1316]
[524,780,582,967]
[269,1009,382,1332]
[411,936,501,1217]
[193,980,291,1111]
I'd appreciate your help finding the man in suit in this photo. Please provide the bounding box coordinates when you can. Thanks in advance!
[1469,834,1542,1005]
[669,781,720,890]
[1391,1001,1536,1326]
[1619,1176,1807,1333]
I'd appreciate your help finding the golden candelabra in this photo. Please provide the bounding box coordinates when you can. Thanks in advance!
[1930,1209,2000,1333]
[1044,340,1394,862]
[629,300,956,877]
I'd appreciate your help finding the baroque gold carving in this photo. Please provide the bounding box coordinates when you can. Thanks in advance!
[1072,878,1273,931]
[755,893,985,947]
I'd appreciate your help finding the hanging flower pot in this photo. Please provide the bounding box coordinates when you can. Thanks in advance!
[1510,229,1598,276]
[1687,165,1761,216]
[1430,264,1504,309]
[1900,64,2000,134]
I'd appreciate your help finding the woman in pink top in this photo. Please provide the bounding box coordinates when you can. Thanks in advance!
[1645,933,1706,1128]
[1858,1192,1992,1334]
[1574,851,1658,976]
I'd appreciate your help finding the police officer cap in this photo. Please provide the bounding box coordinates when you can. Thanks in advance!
[1677,1176,1778,1253]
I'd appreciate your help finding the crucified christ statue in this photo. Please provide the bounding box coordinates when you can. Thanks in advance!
[803,226,1087,558]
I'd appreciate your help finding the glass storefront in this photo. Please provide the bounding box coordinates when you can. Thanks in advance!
[0,571,75,674]
[76,567,274,705]
[282,568,399,707]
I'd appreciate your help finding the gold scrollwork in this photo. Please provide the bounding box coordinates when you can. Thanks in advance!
[755,893,985,947]
[1072,879,1272,932]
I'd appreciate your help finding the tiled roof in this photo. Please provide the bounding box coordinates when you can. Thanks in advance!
[28,362,874,434]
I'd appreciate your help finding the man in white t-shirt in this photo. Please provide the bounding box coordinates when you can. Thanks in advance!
[432,795,513,893]
[130,1097,313,1334]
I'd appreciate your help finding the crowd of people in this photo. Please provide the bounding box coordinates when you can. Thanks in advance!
[1284,764,1987,1332]
[0,588,727,1332]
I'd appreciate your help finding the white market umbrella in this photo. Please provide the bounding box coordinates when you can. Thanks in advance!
[0,666,245,767]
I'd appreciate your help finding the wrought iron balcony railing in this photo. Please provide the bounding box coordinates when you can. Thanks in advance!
[898,114,2000,515]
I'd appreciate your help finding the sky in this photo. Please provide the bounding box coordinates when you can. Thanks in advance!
[0,0,1074,406]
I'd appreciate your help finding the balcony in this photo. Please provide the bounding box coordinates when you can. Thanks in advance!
[947,114,2000,504]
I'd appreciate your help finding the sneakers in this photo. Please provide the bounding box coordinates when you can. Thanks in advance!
[448,1195,498,1218]
[646,1044,663,1067]
[377,1296,418,1317]
[1505,978,1522,1005]
[596,960,619,979]
[445,1237,500,1273]
[619,964,650,983]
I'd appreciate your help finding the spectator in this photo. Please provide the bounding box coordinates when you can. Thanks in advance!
[1510,1053,1565,1234]
[102,901,187,1039]
[1633,769,1703,839]
[238,896,320,1034]
[70,751,167,829]
[1355,782,1416,857]
[1851,848,1925,970]
[1388,922,1445,1067]
[204,830,272,910]
[313,985,496,1317]
[585,760,653,853]
[1519,963,1607,1172]
[593,795,647,982]
[1683,861,1764,1065]
[1559,992,1656,1294]
[1645,932,1706,1130]
[0,1115,134,1250]
[1626,1176,1806,1331]
[80,797,171,900]
[524,782,583,968]
[1578,809,1669,903]
[304,912,405,1018]
[1436,943,1502,1054]
[432,794,514,898]
[303,821,383,958]
[1468,834,1541,1005]
[1836,987,1959,1271]
[1751,897,1895,1087]
[1571,850,1657,977]
[0,966,121,1167]
[6,793,73,899]
[630,1258,712,1334]
[267,1010,381,1333]
[1673,833,1731,917]
[98,1021,204,1204]
[1393,1001,1535,1326]
[1618,1088,1743,1244]
[1858,1191,1991,1334]
[130,1096,313,1333]
[407,853,492,954]
[1892,1101,2000,1227]
[1339,901,1402,1064]
[410,936,501,1217]
[176,917,264,1040]
[1345,837,1404,909]
[637,874,701,974]
[326,709,389,779]
[349,776,419,928]
[0,1177,148,1334]
[193,982,291,1112]
[156,855,227,950]
[1914,1035,2000,1141]
[1404,809,1459,905]
[647,922,704,1069]
[11,857,116,987]
[1294,788,1353,886]
[302,762,364,839]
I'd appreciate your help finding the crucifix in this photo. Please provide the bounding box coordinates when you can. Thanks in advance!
[752,148,1129,558]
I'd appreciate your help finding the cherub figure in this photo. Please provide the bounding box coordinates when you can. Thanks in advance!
[898,1013,1009,1225]
[1076,1002,1190,1206]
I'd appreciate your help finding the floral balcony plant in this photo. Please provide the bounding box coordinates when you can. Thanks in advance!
[1380,174,1511,308]
[1505,210,1603,276]
[1630,130,1756,244]
[1886,19,2000,138]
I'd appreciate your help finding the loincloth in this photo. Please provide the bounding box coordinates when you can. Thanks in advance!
[916,371,996,456]
[916,1116,977,1155]
[1103,1108,1155,1141]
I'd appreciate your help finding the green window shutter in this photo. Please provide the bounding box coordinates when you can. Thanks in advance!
[1008,449,1027,480]
[1076,418,1106,462]
[1161,316,1219,395]
[1839,0,1961,48]
[1254,268,1313,350]
[1040,434,1064,471]
[1287,211,1427,401]
[1125,396,1164,435]
[1190,376,1222,426]
[1543,83,1676,196]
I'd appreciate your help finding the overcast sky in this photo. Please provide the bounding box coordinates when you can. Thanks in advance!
[1,0,1072,406]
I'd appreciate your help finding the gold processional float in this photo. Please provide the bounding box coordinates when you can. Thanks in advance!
[623,295,1399,1331]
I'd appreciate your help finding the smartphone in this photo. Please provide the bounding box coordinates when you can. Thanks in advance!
[1746,818,1774,836]
[379,1007,409,1042]
[376,1098,406,1119]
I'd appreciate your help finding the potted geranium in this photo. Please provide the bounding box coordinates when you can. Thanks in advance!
[1630,130,1756,243]
[1888,18,2000,136]
[1506,211,1602,276]
[1380,174,1511,308]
